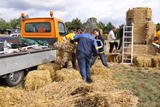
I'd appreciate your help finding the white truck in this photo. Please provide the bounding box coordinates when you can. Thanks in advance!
[0,48,56,86]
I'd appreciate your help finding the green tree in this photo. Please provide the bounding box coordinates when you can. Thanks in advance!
[10,18,20,29]
[103,22,115,34]
[84,17,106,33]
[65,18,84,32]
[0,18,11,34]
[10,15,29,29]
[97,21,105,29]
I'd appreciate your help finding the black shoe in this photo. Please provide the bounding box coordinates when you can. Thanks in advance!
[87,78,93,83]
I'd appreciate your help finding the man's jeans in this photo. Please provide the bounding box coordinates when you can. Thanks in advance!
[77,52,91,82]
[90,53,109,67]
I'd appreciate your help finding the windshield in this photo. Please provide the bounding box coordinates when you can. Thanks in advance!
[25,22,51,33]
[58,22,67,36]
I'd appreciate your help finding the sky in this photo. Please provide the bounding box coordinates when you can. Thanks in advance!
[0,0,159,26]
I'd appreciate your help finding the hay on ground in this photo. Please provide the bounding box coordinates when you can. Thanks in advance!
[0,87,55,107]
[24,70,52,90]
[36,79,138,107]
[0,87,27,107]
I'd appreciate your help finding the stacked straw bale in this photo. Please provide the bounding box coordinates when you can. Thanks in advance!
[126,7,156,55]
[133,44,157,55]
[146,21,156,44]
[24,70,52,90]
[126,7,153,43]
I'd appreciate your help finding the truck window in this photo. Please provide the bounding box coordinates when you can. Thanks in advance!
[25,22,51,33]
[58,22,66,36]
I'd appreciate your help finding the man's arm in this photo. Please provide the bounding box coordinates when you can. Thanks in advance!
[93,38,99,53]
[70,34,81,44]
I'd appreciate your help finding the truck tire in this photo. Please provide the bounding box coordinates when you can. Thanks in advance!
[4,71,24,87]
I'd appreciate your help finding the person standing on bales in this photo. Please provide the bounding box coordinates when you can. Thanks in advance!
[70,29,98,83]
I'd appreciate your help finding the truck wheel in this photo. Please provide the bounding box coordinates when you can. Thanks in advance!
[5,71,24,87]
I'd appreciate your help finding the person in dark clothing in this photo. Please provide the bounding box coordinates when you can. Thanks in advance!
[90,29,109,68]
[71,30,98,83]
[118,26,123,50]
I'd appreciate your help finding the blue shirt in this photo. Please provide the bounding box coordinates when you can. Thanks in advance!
[71,33,98,57]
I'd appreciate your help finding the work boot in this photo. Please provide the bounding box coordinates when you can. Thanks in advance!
[87,78,93,83]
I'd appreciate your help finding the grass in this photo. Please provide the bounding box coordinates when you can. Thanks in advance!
[111,65,160,107]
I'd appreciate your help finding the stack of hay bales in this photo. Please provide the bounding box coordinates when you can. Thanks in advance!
[24,70,52,90]
[126,7,157,55]
[133,44,157,55]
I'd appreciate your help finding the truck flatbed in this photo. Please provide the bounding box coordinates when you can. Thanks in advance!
[0,48,56,76]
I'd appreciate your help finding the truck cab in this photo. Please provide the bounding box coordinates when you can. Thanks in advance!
[21,12,67,45]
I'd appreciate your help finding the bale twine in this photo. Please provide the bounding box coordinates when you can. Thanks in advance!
[24,70,52,90]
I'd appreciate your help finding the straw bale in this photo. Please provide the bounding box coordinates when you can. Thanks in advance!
[37,63,60,79]
[107,54,121,63]
[54,68,81,81]
[24,70,52,90]
[133,54,153,67]
[125,44,157,55]
[146,21,156,44]
[152,55,160,68]
[126,7,153,44]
